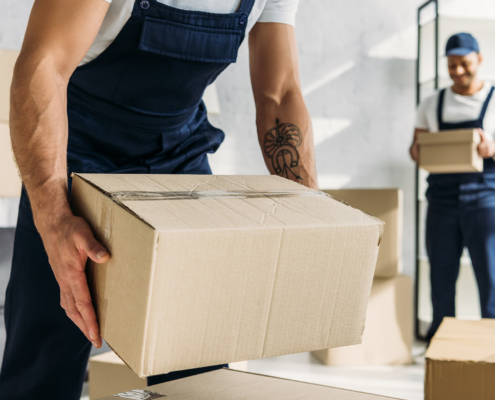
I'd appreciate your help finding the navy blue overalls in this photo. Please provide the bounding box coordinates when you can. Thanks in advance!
[426,86,495,340]
[0,0,255,398]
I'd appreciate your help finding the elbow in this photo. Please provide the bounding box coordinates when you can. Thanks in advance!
[254,84,303,112]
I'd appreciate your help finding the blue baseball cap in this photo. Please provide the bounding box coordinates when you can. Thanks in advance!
[446,33,480,56]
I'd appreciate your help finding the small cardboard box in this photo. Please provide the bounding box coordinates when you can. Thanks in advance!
[95,368,401,400]
[323,189,402,278]
[312,275,413,366]
[425,318,495,400]
[0,122,21,197]
[71,174,383,378]
[89,351,146,400]
[0,49,18,123]
[417,129,483,173]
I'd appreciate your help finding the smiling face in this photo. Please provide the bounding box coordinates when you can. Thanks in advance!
[448,52,483,88]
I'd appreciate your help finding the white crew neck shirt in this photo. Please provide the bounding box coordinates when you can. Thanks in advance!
[415,82,495,140]
[81,0,299,65]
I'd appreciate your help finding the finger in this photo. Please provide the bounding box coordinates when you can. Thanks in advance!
[77,229,110,264]
[61,289,91,342]
[479,129,486,142]
[70,271,102,348]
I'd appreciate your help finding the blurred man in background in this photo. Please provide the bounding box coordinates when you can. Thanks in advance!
[410,33,495,340]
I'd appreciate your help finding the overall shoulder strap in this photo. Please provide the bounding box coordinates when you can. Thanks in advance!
[478,86,495,121]
[436,88,447,127]
[238,0,256,15]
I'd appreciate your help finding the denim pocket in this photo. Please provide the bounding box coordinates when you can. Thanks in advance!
[139,17,241,63]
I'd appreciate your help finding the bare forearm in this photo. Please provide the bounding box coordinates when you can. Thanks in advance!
[10,55,72,232]
[256,91,318,189]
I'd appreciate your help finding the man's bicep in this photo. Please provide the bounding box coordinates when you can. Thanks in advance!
[18,0,109,80]
[249,22,301,102]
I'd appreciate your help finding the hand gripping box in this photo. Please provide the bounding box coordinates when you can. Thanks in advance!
[95,369,401,400]
[425,318,495,400]
[71,174,384,378]
[417,129,483,173]
[323,189,402,278]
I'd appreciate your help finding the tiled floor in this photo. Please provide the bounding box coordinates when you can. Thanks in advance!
[80,343,427,400]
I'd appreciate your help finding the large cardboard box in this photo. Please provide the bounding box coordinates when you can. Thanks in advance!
[71,174,383,378]
[0,49,18,123]
[0,122,21,197]
[90,351,146,400]
[96,368,401,400]
[323,189,402,277]
[312,275,413,366]
[417,129,483,173]
[425,318,495,400]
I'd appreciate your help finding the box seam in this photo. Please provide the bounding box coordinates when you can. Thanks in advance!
[140,230,160,378]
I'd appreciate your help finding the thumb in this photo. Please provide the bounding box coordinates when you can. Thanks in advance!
[79,232,110,264]
[478,129,486,142]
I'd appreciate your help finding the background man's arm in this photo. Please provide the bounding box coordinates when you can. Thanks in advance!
[249,23,318,189]
[410,128,428,162]
[10,0,110,347]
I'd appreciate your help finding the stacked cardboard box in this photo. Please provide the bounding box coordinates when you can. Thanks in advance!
[89,351,146,400]
[95,368,401,400]
[312,189,413,366]
[73,174,384,378]
[417,129,483,173]
[0,49,22,197]
[425,318,495,400]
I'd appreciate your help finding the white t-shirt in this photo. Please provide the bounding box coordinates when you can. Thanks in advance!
[81,0,299,65]
[415,82,495,140]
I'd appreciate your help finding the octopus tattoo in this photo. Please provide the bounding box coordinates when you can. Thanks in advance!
[264,119,303,180]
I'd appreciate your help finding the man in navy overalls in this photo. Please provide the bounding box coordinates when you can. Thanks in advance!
[410,33,495,340]
[0,0,317,398]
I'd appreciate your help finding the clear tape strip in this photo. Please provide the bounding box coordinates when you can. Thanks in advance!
[109,190,330,201]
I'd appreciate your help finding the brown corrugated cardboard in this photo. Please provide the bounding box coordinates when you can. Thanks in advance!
[71,174,384,378]
[324,189,402,277]
[312,275,413,366]
[89,351,146,400]
[0,122,21,197]
[417,129,483,173]
[425,318,495,400]
[0,49,18,123]
[96,368,402,400]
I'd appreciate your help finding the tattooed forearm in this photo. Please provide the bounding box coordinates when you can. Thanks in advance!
[263,119,303,180]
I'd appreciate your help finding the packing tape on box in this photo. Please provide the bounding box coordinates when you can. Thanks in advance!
[109,190,332,202]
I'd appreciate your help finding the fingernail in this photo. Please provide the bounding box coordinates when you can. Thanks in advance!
[89,331,96,341]
[96,251,108,260]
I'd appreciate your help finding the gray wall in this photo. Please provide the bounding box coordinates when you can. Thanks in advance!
[0,0,438,282]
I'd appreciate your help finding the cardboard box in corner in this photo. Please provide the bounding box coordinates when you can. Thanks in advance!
[95,369,402,400]
[89,351,146,400]
[312,275,413,366]
[417,129,483,173]
[324,189,402,278]
[71,174,384,378]
[0,122,22,197]
[425,318,495,400]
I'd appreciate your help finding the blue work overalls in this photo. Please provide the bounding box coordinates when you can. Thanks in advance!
[426,86,495,340]
[0,0,256,398]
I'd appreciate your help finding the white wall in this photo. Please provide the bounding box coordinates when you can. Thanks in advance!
[208,0,433,277]
[1,0,460,277]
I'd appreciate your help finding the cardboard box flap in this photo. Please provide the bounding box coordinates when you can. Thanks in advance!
[426,318,495,363]
[74,174,384,233]
[417,129,480,145]
[97,369,402,399]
